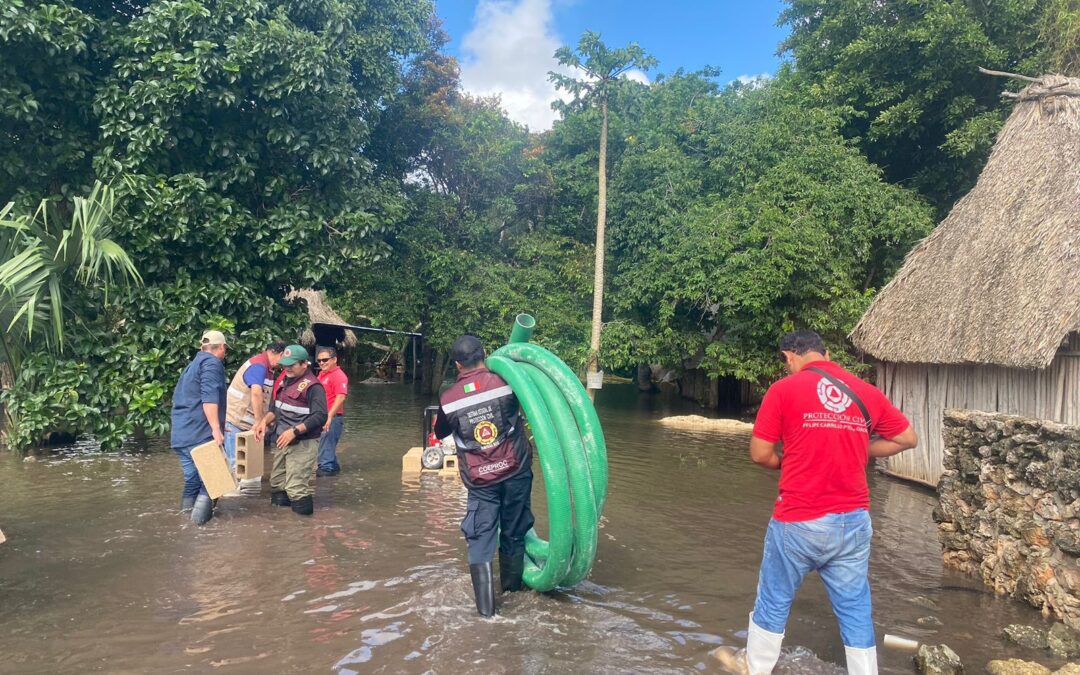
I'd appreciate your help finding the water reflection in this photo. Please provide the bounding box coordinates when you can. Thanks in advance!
[0,383,1064,672]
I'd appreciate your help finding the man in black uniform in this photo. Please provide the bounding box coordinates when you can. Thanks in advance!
[435,335,534,617]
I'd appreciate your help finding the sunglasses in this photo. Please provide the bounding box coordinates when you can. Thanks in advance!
[316,357,333,363]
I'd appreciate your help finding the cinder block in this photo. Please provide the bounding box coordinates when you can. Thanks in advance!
[438,454,459,478]
[402,446,423,475]
[235,430,264,480]
[0,526,6,545]
[191,441,238,499]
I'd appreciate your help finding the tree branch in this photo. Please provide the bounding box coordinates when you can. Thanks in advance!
[977,67,1042,84]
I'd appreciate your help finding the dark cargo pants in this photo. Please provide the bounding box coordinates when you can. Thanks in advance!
[461,467,535,565]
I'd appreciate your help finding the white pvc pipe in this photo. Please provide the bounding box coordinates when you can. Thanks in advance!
[882,634,920,651]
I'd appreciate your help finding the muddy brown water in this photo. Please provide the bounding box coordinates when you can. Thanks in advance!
[0,383,1066,673]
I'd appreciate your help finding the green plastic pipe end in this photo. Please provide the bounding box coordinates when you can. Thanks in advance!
[509,313,536,344]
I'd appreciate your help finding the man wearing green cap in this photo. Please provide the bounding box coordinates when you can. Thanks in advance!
[252,345,327,515]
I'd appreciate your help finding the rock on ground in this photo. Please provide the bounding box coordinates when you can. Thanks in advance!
[1004,624,1049,650]
[985,660,1050,675]
[914,644,964,674]
[1049,623,1080,658]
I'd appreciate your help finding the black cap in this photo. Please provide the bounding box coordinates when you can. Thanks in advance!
[451,335,485,366]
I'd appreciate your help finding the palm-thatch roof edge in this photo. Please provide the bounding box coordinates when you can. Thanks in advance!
[850,74,1080,370]
[285,288,358,348]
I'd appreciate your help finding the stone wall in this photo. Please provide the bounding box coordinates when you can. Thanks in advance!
[937,410,1080,629]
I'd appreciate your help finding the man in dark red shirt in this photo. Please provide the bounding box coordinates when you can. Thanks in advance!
[714,330,916,675]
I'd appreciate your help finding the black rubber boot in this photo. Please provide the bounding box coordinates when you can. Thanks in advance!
[469,562,496,617]
[270,490,291,507]
[291,495,314,516]
[499,549,526,592]
[190,494,214,525]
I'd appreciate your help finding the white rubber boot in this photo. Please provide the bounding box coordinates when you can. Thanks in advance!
[746,613,784,674]
[845,646,878,675]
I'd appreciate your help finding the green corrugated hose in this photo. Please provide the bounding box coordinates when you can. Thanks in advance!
[486,313,609,591]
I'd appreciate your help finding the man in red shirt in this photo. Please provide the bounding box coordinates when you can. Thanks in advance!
[714,330,917,675]
[315,346,349,476]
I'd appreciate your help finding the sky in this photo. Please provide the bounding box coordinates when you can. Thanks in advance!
[434,0,790,130]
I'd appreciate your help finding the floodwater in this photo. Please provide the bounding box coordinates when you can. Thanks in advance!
[0,383,1066,673]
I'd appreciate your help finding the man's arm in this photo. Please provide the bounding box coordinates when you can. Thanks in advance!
[868,426,918,458]
[200,358,225,446]
[324,394,346,430]
[433,408,452,439]
[750,435,782,470]
[253,394,276,441]
[250,385,264,422]
[202,403,224,446]
[276,384,328,448]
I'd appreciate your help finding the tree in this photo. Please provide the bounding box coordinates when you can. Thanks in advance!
[550,32,655,397]
[0,181,140,372]
[0,0,433,448]
[779,0,1049,211]
[1041,0,1080,75]
[577,72,936,384]
[0,181,142,443]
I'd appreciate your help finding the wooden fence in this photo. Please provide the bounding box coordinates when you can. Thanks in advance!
[875,333,1080,486]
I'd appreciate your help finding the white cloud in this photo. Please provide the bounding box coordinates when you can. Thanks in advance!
[458,0,573,131]
[623,68,650,85]
[731,73,772,88]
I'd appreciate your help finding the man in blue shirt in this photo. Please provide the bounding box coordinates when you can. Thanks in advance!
[170,330,228,525]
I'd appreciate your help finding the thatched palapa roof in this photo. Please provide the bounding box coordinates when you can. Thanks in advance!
[851,74,1080,370]
[285,288,358,348]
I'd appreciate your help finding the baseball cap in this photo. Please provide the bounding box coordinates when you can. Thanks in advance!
[451,335,485,365]
[201,330,227,346]
[278,344,309,366]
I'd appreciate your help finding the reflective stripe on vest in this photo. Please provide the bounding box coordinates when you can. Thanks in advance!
[440,385,514,414]
[277,402,311,415]
[273,370,320,434]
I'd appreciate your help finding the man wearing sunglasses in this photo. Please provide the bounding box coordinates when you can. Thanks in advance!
[315,346,349,476]
[253,345,327,516]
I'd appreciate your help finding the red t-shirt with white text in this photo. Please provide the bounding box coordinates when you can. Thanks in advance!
[317,366,349,415]
[752,360,911,522]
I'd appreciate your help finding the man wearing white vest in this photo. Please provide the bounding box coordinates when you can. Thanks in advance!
[224,341,286,494]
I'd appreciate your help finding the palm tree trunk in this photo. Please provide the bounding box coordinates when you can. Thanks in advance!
[587,97,609,402]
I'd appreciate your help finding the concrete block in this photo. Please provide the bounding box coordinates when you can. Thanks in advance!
[235,430,264,480]
[0,526,6,545]
[402,446,460,481]
[402,446,423,476]
[191,441,238,499]
[438,454,459,478]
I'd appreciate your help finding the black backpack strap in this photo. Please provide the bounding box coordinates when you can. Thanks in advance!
[807,367,872,431]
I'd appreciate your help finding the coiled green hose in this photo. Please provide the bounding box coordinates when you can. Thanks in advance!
[486,313,608,591]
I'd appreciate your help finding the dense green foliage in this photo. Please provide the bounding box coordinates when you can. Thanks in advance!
[0,0,431,447]
[1,0,1076,447]
[778,0,1053,210]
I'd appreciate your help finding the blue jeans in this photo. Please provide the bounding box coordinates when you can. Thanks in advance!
[173,444,209,500]
[317,415,344,472]
[223,422,240,471]
[752,510,875,649]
